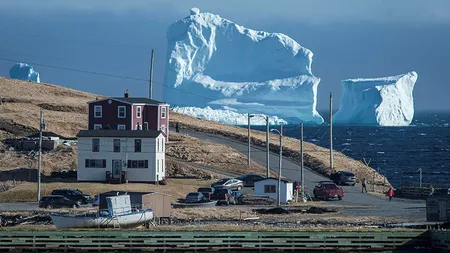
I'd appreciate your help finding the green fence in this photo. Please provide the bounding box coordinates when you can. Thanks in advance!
[0,230,432,252]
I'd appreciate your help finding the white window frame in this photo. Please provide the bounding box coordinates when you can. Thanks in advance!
[136,106,141,118]
[161,107,166,118]
[93,124,102,130]
[118,106,126,118]
[117,124,126,130]
[94,105,102,118]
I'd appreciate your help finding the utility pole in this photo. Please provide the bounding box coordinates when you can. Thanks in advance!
[418,168,422,188]
[149,49,155,100]
[266,116,270,178]
[277,124,283,207]
[329,92,333,171]
[247,114,254,169]
[37,110,44,201]
[300,122,305,202]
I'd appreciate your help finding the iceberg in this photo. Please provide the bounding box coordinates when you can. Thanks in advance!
[164,8,323,125]
[173,106,287,125]
[333,71,418,126]
[9,63,40,83]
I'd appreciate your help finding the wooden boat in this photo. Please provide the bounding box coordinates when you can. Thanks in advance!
[50,194,153,229]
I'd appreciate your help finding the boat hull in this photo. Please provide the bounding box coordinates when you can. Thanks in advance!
[50,210,153,229]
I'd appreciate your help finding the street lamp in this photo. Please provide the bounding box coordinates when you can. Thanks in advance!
[271,123,283,207]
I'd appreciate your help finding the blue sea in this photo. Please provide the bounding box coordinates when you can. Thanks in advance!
[252,111,450,187]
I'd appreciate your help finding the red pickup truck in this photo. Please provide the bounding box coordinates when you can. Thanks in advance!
[313,181,344,201]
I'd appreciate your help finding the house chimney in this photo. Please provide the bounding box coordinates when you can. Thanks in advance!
[124,89,129,98]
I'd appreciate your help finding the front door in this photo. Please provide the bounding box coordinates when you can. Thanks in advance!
[439,200,447,221]
[112,160,122,179]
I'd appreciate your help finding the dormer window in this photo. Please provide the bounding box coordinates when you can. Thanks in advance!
[118,106,126,118]
[94,106,102,118]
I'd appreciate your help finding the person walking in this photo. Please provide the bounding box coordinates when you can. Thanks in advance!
[175,122,180,133]
[361,178,368,193]
[387,187,394,201]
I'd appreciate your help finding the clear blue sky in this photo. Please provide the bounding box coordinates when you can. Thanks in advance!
[0,0,449,111]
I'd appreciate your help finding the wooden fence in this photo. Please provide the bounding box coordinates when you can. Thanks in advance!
[0,230,433,252]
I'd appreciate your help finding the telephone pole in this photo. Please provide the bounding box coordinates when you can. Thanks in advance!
[329,92,333,171]
[149,49,155,100]
[300,122,305,201]
[265,116,270,178]
[37,110,44,201]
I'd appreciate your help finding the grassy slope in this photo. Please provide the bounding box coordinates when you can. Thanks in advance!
[0,77,388,187]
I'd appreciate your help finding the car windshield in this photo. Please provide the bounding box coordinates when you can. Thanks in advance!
[216,179,230,184]
[343,172,355,176]
[323,184,338,189]
[187,193,200,197]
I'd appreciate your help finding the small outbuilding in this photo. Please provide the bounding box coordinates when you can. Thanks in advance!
[98,191,171,218]
[254,177,293,204]
[426,196,450,222]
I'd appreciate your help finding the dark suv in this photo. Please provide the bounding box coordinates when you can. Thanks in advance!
[39,195,80,209]
[211,187,236,205]
[330,171,357,186]
[51,189,91,204]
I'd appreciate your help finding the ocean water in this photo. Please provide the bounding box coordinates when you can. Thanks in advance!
[252,112,450,187]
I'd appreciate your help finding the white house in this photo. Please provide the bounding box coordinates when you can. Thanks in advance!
[77,130,165,183]
[254,178,293,203]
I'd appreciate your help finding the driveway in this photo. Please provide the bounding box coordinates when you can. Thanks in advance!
[179,128,425,219]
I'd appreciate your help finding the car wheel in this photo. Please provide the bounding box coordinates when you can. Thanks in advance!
[338,196,343,200]
[46,204,53,209]
[351,183,356,186]
[237,186,242,191]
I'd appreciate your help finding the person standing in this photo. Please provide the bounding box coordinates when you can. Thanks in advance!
[361,178,368,193]
[387,187,394,201]
[175,122,180,133]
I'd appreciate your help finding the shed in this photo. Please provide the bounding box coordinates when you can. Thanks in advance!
[98,191,171,218]
[426,196,450,222]
[254,177,293,203]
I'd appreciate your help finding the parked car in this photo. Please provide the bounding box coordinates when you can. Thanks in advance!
[92,195,99,207]
[330,170,356,186]
[185,192,206,203]
[236,174,265,187]
[431,188,450,197]
[211,178,243,191]
[197,187,215,201]
[313,181,344,201]
[39,195,81,209]
[51,189,91,204]
[211,187,236,205]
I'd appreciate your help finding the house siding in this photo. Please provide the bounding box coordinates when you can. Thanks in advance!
[77,135,165,182]
[159,105,169,142]
[132,104,144,130]
[144,106,159,131]
[88,100,132,130]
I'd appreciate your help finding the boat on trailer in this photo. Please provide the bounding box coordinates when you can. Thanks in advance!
[50,194,153,229]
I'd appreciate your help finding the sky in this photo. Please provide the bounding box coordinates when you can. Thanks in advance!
[0,0,449,111]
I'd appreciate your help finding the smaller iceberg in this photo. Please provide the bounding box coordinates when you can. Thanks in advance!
[333,71,418,126]
[9,63,40,83]
[172,106,287,125]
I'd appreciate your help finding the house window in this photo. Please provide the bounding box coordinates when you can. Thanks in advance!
[117,124,126,130]
[127,160,148,169]
[113,139,120,152]
[161,107,166,118]
[135,139,141,152]
[94,106,102,118]
[136,106,141,118]
[118,106,126,118]
[85,159,106,168]
[264,184,276,193]
[93,124,102,130]
[92,139,100,152]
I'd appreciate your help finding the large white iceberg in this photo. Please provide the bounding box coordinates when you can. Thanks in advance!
[164,8,323,125]
[333,71,418,126]
[173,106,287,125]
[9,63,40,83]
